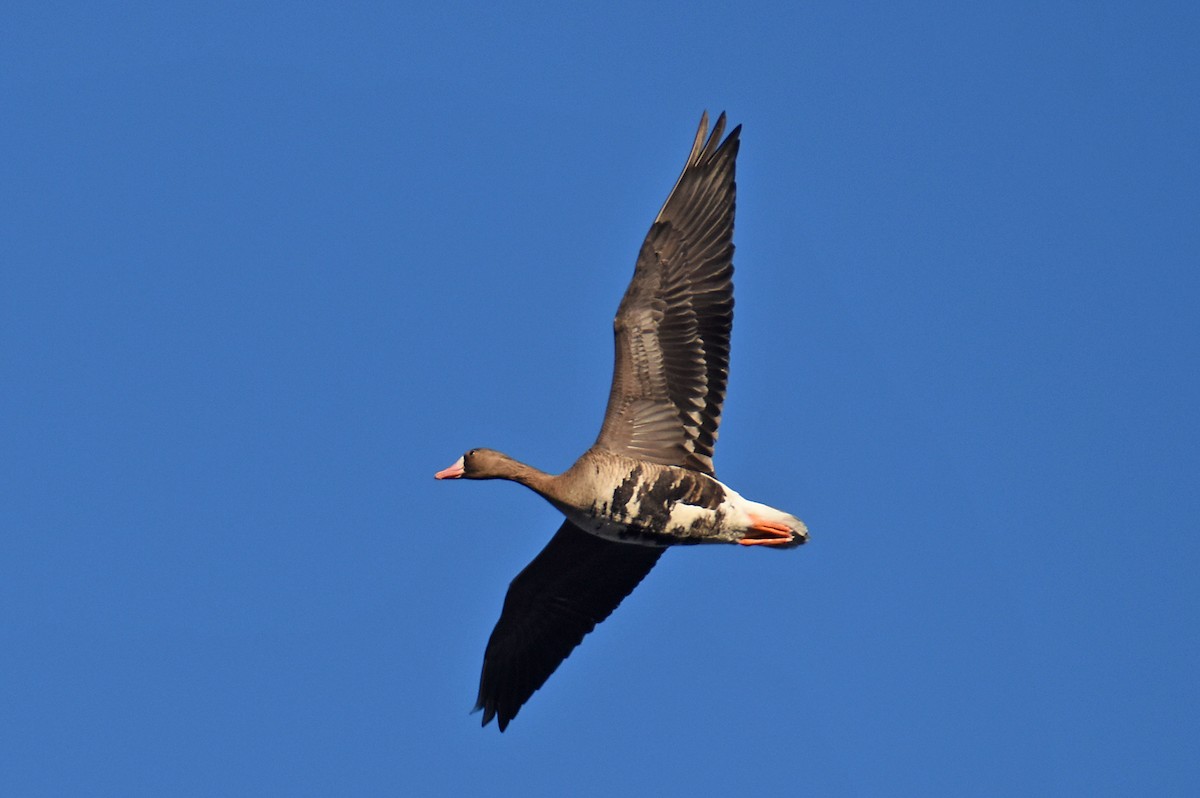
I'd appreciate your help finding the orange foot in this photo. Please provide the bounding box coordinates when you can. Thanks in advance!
[738,514,796,546]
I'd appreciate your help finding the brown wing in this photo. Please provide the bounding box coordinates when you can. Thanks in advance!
[595,112,740,476]
[475,521,664,731]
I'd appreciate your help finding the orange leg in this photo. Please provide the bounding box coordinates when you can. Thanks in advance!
[738,514,796,546]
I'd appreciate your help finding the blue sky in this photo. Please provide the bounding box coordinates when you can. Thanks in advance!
[3,2,1198,795]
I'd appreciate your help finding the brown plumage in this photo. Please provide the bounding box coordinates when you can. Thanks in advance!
[435,113,807,731]
[596,114,737,475]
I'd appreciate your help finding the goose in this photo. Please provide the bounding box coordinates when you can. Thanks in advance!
[436,112,808,731]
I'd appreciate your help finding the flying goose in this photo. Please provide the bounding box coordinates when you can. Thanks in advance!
[436,112,808,731]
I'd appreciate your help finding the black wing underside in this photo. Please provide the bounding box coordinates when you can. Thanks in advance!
[595,112,741,477]
[475,521,663,731]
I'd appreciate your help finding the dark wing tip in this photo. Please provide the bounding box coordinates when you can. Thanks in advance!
[473,699,508,731]
[655,111,740,225]
[473,695,513,732]
[695,110,740,160]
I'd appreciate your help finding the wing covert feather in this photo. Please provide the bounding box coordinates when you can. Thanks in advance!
[595,112,740,476]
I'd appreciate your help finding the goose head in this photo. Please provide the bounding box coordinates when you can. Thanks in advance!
[434,448,523,481]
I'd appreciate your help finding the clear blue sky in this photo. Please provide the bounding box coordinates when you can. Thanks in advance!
[3,2,1198,795]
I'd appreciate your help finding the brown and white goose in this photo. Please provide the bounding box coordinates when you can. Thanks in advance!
[436,112,808,731]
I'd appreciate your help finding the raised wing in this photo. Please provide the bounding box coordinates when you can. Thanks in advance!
[595,112,740,476]
[475,521,663,731]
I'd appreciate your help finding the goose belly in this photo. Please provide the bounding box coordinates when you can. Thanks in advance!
[567,464,744,547]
